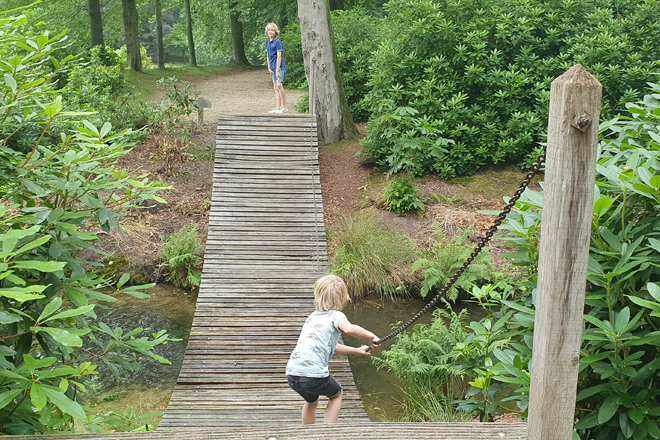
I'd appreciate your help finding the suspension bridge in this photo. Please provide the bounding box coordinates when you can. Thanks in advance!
[17,113,531,439]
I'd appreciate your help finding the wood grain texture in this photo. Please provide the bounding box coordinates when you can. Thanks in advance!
[157,113,356,429]
[527,64,602,440]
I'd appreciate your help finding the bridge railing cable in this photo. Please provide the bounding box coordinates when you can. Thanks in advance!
[375,151,546,346]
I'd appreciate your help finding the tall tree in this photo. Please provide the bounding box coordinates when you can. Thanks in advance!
[88,0,104,47]
[185,0,197,67]
[122,0,142,71]
[229,1,249,65]
[297,0,359,143]
[155,0,165,69]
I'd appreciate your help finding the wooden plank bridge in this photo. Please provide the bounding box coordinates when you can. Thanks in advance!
[16,114,527,439]
[158,113,368,428]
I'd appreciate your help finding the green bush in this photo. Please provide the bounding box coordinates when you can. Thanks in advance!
[375,307,473,422]
[0,12,175,434]
[330,209,418,299]
[383,176,425,214]
[279,23,307,88]
[412,226,501,301]
[159,224,204,291]
[454,85,660,437]
[359,0,660,177]
[332,8,382,121]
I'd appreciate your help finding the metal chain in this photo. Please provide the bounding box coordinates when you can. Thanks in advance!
[375,151,546,345]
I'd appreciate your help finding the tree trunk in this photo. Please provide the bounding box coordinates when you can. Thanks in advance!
[88,0,104,47]
[297,0,359,143]
[229,2,249,65]
[185,0,197,67]
[155,0,165,69]
[122,0,142,72]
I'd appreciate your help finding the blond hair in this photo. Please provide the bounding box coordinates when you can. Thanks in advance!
[265,23,279,37]
[314,275,350,311]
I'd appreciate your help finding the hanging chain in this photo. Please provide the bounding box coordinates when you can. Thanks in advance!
[375,151,546,346]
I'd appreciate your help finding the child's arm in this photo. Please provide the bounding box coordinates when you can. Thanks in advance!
[276,51,283,78]
[338,319,380,350]
[335,343,371,356]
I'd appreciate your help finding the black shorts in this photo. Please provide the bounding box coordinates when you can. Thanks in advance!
[287,374,342,403]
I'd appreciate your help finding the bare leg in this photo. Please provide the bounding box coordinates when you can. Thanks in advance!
[323,391,343,424]
[273,83,281,108]
[302,399,319,425]
[277,83,287,108]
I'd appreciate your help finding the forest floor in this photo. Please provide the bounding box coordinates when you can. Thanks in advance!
[109,66,541,288]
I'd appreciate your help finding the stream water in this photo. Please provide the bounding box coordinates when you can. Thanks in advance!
[89,285,197,414]
[91,285,483,421]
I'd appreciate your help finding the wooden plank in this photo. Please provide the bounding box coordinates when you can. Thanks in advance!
[160,114,360,431]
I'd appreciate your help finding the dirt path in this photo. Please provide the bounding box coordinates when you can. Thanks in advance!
[187,68,306,119]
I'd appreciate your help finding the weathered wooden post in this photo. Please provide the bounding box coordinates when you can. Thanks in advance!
[197,97,211,127]
[527,64,602,440]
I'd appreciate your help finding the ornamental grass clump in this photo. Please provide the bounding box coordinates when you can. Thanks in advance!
[330,209,419,299]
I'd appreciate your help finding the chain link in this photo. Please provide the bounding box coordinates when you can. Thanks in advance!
[375,152,546,345]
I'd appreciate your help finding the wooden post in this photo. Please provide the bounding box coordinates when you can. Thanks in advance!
[197,98,211,127]
[527,64,602,440]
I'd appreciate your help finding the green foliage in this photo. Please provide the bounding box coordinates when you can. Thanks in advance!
[456,86,660,437]
[115,45,156,70]
[0,13,176,434]
[156,77,200,124]
[294,93,309,114]
[87,407,162,432]
[412,226,500,301]
[452,284,533,421]
[159,224,203,292]
[359,0,660,177]
[330,209,418,299]
[332,8,382,121]
[278,23,306,89]
[359,105,454,177]
[375,307,474,421]
[383,176,425,214]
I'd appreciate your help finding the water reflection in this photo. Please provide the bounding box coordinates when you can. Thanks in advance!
[89,286,484,423]
[342,296,434,421]
[90,285,196,402]
[343,297,486,421]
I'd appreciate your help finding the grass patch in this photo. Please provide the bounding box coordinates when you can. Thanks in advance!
[330,208,419,299]
[447,176,476,185]
[124,64,251,103]
[322,139,361,152]
[454,165,543,201]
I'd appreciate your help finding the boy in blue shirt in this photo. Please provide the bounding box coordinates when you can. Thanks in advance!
[265,23,287,114]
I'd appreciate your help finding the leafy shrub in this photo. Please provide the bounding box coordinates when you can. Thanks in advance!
[455,86,660,437]
[294,93,309,114]
[157,76,200,123]
[383,176,425,214]
[412,226,500,301]
[62,46,161,135]
[159,224,204,291]
[279,23,307,88]
[0,13,175,434]
[375,307,473,422]
[358,105,454,177]
[330,208,418,299]
[359,0,660,177]
[331,8,381,121]
[115,44,156,70]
